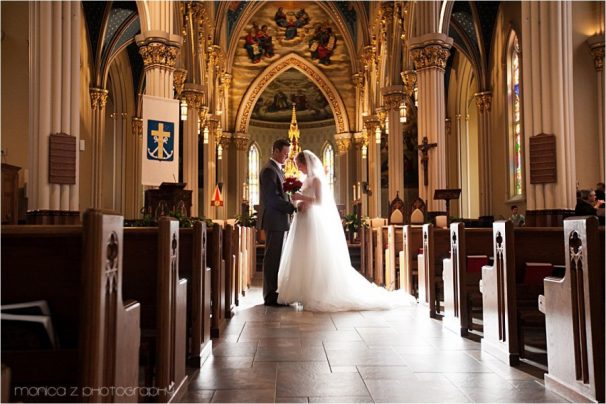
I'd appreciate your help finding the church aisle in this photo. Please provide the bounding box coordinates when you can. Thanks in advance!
[179,274,567,403]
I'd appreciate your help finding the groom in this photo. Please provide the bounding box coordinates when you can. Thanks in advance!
[258,138,296,306]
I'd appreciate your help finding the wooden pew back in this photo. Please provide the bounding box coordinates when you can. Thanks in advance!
[418,224,450,318]
[1,210,140,402]
[443,224,492,336]
[541,217,605,402]
[400,225,422,296]
[208,225,226,337]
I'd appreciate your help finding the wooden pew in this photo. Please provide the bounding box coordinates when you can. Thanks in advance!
[2,210,140,402]
[122,218,188,402]
[207,225,226,338]
[442,223,493,336]
[399,225,423,296]
[223,222,238,318]
[360,226,374,280]
[417,224,450,318]
[480,222,564,366]
[178,222,212,367]
[383,225,404,290]
[539,217,605,402]
[368,218,387,284]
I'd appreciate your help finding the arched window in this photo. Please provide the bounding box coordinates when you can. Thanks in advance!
[508,33,523,197]
[248,144,260,208]
[322,143,335,195]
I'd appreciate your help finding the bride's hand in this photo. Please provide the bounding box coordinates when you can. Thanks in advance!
[291,192,304,201]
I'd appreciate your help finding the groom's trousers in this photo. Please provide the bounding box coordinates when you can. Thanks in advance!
[263,230,286,304]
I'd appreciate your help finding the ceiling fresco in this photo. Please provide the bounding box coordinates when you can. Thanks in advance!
[229,1,354,131]
[251,68,333,123]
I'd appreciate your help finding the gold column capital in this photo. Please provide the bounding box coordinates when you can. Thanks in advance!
[181,89,205,110]
[474,91,492,113]
[173,68,188,96]
[137,40,181,70]
[334,133,352,155]
[131,117,143,139]
[352,73,365,89]
[409,35,453,71]
[382,86,406,111]
[353,131,368,149]
[233,134,249,151]
[90,88,108,110]
[363,115,380,133]
[590,44,605,72]
[401,70,417,97]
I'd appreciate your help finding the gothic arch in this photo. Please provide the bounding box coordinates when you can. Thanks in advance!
[234,53,350,135]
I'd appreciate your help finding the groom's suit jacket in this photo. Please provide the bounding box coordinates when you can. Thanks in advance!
[258,159,295,232]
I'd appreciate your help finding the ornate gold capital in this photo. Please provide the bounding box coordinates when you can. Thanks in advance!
[411,44,451,71]
[198,105,209,127]
[173,68,187,96]
[220,73,232,90]
[138,41,180,70]
[181,90,204,110]
[131,117,143,139]
[474,91,492,113]
[219,135,231,149]
[334,133,352,155]
[363,115,380,134]
[382,86,406,111]
[90,88,108,110]
[401,70,417,98]
[353,131,368,149]
[590,45,605,71]
[352,73,365,90]
[233,135,249,151]
[360,45,376,71]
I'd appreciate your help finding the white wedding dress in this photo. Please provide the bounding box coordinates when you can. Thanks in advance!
[277,150,415,312]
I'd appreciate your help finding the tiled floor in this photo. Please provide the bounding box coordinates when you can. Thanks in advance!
[180,275,568,403]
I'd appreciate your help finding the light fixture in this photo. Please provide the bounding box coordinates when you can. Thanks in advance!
[375,125,381,144]
[362,144,368,159]
[217,144,223,160]
[399,101,407,123]
[414,87,419,108]
[203,126,209,144]
[180,99,188,121]
[385,116,389,135]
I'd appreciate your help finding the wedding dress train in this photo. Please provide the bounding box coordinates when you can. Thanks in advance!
[277,150,416,312]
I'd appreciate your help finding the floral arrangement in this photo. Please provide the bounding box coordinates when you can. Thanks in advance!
[283,177,303,195]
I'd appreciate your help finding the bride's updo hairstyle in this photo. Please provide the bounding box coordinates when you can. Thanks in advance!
[295,151,306,166]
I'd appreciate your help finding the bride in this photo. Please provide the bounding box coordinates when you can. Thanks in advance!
[277,150,415,311]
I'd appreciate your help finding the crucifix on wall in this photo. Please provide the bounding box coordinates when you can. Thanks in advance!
[417,136,438,186]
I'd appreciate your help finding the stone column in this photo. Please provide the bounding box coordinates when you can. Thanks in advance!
[181,85,204,217]
[203,115,220,219]
[382,86,406,203]
[125,117,143,218]
[364,116,381,217]
[89,88,108,209]
[28,2,80,215]
[588,36,605,182]
[521,2,576,210]
[335,132,352,210]
[353,132,368,216]
[409,33,453,212]
[474,91,492,215]
[233,133,250,213]
[218,133,232,219]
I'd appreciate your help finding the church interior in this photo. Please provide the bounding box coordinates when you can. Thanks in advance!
[1,1,605,403]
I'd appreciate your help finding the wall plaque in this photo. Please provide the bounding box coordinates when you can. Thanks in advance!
[529,133,557,184]
[49,133,76,184]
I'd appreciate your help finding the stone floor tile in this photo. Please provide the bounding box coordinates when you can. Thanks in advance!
[211,341,258,357]
[364,376,470,403]
[189,366,277,390]
[177,389,214,403]
[276,397,309,403]
[210,389,275,403]
[356,365,415,380]
[308,396,373,403]
[201,356,254,369]
[325,347,406,367]
[254,346,327,362]
[399,351,490,373]
[277,369,370,398]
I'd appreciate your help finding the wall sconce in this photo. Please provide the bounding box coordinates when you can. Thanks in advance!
[180,99,188,121]
[217,144,223,160]
[399,101,407,123]
[375,125,381,144]
[362,143,368,159]
[203,126,209,144]
[414,87,419,108]
[385,116,389,135]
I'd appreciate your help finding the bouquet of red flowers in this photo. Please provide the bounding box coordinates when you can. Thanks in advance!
[283,176,303,195]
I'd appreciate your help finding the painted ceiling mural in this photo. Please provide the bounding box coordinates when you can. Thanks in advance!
[251,68,333,124]
[229,1,354,131]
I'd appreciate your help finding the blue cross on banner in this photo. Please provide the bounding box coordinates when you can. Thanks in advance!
[147,120,175,161]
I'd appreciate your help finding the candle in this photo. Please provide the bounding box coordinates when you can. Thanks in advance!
[357,181,362,200]
[353,184,357,201]
[242,182,248,201]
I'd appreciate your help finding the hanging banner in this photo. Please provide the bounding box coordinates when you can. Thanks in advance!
[211,184,224,207]
[141,95,179,186]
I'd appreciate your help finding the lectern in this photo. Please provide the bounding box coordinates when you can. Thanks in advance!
[433,189,461,225]
[144,182,192,220]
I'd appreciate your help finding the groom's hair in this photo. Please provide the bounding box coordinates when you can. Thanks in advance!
[272,138,291,152]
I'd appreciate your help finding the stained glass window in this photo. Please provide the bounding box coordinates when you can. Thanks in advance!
[510,34,523,197]
[322,143,335,195]
[248,144,260,208]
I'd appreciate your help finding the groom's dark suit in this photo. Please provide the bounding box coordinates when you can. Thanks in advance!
[258,159,295,305]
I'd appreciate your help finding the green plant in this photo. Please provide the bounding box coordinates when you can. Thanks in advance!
[235,211,257,228]
[342,213,368,233]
